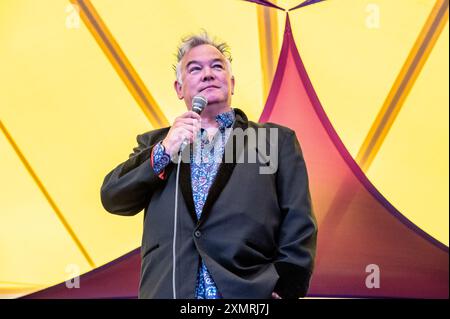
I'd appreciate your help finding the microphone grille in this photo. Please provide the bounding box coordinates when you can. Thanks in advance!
[192,95,208,113]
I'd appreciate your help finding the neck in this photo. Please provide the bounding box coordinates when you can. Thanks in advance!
[199,103,231,129]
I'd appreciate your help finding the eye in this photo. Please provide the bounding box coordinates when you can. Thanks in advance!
[213,64,224,70]
[189,66,201,73]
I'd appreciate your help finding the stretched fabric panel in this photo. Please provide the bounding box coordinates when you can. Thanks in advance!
[23,9,448,300]
[259,14,448,298]
[242,0,284,10]
[23,249,140,299]
[289,0,326,11]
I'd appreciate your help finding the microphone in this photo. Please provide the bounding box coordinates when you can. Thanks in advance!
[173,94,207,298]
[179,95,208,152]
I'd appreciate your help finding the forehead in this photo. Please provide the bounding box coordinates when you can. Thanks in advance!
[181,44,227,67]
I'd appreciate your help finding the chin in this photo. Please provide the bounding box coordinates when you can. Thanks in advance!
[202,94,224,105]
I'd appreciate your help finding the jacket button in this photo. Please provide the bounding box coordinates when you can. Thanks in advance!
[194,230,201,238]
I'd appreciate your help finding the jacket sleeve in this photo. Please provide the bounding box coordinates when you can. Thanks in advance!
[273,130,318,299]
[100,133,169,216]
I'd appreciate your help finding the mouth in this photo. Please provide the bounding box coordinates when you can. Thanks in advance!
[199,85,219,92]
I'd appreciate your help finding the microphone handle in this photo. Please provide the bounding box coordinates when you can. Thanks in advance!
[179,106,204,153]
[179,139,189,153]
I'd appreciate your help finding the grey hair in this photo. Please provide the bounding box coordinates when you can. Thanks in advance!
[174,31,232,84]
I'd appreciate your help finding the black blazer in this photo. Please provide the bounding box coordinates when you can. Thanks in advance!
[100,108,317,299]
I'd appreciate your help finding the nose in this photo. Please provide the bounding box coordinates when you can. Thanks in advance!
[201,67,215,81]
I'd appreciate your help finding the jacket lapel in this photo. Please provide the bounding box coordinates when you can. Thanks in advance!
[178,108,249,227]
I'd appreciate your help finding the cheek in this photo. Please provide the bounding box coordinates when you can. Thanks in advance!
[221,74,232,87]
[222,79,232,92]
[182,82,195,95]
[186,77,200,91]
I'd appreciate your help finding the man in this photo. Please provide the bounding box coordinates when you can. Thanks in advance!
[100,32,317,299]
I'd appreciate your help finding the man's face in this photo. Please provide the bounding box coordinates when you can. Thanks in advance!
[174,44,235,109]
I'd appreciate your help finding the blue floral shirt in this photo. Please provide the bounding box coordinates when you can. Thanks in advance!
[151,108,235,299]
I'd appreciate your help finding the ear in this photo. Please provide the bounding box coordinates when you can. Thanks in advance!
[231,76,235,95]
[174,80,183,99]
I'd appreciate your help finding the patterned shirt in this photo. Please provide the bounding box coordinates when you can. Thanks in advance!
[151,108,235,299]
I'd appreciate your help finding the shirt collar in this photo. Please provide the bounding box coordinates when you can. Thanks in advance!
[215,108,235,130]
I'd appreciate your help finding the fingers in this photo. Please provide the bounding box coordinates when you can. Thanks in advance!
[174,127,196,143]
[177,111,201,121]
[174,121,200,135]
[173,115,201,138]
[164,111,202,155]
[184,111,202,120]
[174,117,200,127]
[175,112,201,129]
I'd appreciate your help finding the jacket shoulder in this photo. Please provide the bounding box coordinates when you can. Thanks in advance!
[247,120,295,138]
[137,127,171,145]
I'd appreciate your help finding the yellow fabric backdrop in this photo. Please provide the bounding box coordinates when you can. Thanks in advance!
[0,0,447,297]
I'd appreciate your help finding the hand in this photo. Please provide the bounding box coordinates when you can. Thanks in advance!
[271,292,282,299]
[162,111,201,157]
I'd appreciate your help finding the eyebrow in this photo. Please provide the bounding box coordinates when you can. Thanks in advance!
[185,58,225,69]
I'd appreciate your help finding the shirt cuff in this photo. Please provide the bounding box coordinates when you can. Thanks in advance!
[151,141,171,180]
